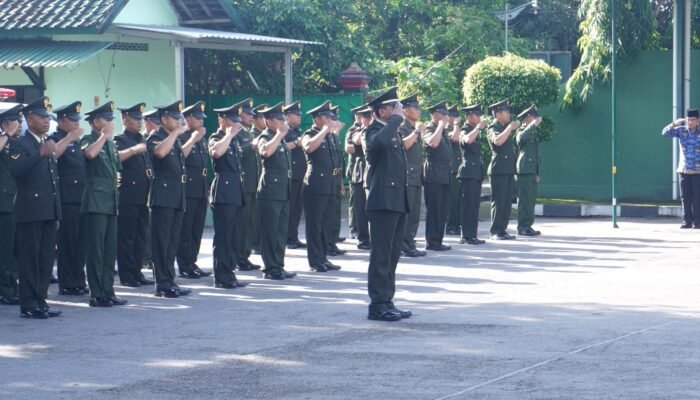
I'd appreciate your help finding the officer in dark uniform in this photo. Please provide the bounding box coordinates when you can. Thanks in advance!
[347,105,371,250]
[147,100,196,298]
[487,99,520,240]
[363,87,411,322]
[49,102,88,295]
[302,101,344,273]
[209,104,248,288]
[325,105,346,255]
[0,105,23,306]
[141,109,160,271]
[422,101,453,251]
[257,103,295,280]
[283,101,308,249]
[398,94,427,257]
[177,101,212,278]
[248,104,266,254]
[515,105,543,236]
[113,103,155,287]
[446,105,463,235]
[81,102,128,308]
[234,100,263,270]
[458,104,487,245]
[345,106,364,240]
[9,97,63,318]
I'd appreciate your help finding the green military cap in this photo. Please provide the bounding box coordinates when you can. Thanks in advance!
[427,100,449,115]
[488,98,510,114]
[307,100,334,118]
[517,104,538,119]
[20,96,51,118]
[448,105,460,118]
[400,94,420,109]
[253,104,268,118]
[155,100,184,119]
[350,103,368,114]
[118,102,146,120]
[84,101,115,121]
[261,102,286,120]
[0,104,23,122]
[143,109,160,123]
[687,108,699,118]
[212,104,242,123]
[53,101,82,121]
[368,86,399,110]
[283,101,302,116]
[461,104,483,115]
[237,98,255,116]
[330,105,340,121]
[359,107,373,117]
[183,101,207,119]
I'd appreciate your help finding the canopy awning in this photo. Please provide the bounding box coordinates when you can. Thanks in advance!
[0,40,113,68]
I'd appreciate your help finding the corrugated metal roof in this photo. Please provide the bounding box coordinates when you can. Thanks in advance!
[109,23,319,47]
[0,40,113,68]
[0,0,127,34]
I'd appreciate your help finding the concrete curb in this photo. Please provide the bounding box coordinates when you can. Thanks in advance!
[514,203,683,218]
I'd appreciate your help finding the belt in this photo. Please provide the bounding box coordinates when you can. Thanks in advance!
[332,168,340,176]
[145,169,153,178]
[181,175,187,183]
[202,168,208,177]
[288,170,292,178]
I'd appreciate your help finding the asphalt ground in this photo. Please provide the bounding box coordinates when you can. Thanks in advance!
[1,217,699,399]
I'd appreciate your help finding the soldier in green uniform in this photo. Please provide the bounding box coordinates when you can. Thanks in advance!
[398,94,427,258]
[114,103,155,288]
[147,101,199,298]
[81,102,128,308]
[0,105,22,306]
[487,99,520,240]
[363,87,412,322]
[257,103,295,280]
[422,101,453,251]
[302,101,344,273]
[515,105,543,236]
[458,104,487,245]
[345,106,364,241]
[177,101,212,278]
[209,104,248,288]
[140,109,160,271]
[10,97,63,318]
[283,101,307,249]
[325,105,346,256]
[446,105,463,236]
[248,104,266,255]
[234,100,263,270]
[49,102,88,295]
[346,105,371,250]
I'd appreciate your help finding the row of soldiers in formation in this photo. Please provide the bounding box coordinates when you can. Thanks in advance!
[0,90,542,320]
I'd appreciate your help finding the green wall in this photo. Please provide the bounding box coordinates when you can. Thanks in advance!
[539,50,700,202]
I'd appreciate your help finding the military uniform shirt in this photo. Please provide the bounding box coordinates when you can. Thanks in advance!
[181,129,209,198]
[0,136,17,213]
[49,129,85,205]
[257,129,291,201]
[302,126,340,195]
[398,120,423,187]
[147,128,187,210]
[487,121,516,176]
[516,123,540,175]
[114,130,152,206]
[285,125,307,181]
[423,122,452,184]
[364,116,409,213]
[80,131,121,215]
[237,127,261,194]
[209,130,244,206]
[458,123,484,180]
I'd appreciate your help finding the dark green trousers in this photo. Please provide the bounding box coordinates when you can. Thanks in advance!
[143,210,152,264]
[259,198,289,273]
[117,204,148,284]
[424,182,449,247]
[347,183,356,237]
[325,189,342,250]
[367,210,406,312]
[489,174,515,235]
[351,183,369,244]
[212,204,242,283]
[0,212,18,298]
[56,203,86,290]
[177,196,208,273]
[85,213,117,299]
[402,185,422,251]
[304,192,333,266]
[235,192,257,264]
[446,173,461,231]
[250,193,261,249]
[151,207,183,291]
[517,174,538,232]
[16,220,56,312]
[287,179,304,243]
[459,179,482,239]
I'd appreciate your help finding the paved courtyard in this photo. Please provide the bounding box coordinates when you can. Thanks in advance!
[1,217,699,399]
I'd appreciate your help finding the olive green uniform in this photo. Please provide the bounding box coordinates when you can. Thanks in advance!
[516,123,540,232]
[457,123,484,239]
[487,121,516,235]
[446,125,462,233]
[348,124,369,245]
[398,119,423,252]
[324,132,344,250]
[235,127,260,267]
[423,122,452,248]
[0,136,19,300]
[345,123,360,238]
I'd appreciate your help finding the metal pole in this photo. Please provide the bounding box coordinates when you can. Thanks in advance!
[505,2,509,53]
[284,48,293,105]
[611,0,618,228]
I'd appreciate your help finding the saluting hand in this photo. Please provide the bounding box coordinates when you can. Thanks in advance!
[392,102,405,118]
[416,122,427,134]
[194,126,207,142]
[68,127,84,142]
[278,122,290,136]
[478,120,487,130]
[131,143,147,155]
[1,120,20,136]
[674,118,686,127]
[509,120,521,130]
[101,123,114,141]
[534,116,543,127]
[39,140,56,157]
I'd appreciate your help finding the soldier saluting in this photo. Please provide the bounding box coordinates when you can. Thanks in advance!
[458,104,487,245]
[487,99,519,240]
[515,105,543,236]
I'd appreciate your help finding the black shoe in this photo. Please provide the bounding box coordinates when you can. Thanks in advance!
[681,222,693,229]
[350,232,357,239]
[251,245,261,254]
[415,249,427,256]
[286,241,299,249]
[310,264,329,272]
[518,229,539,236]
[327,248,346,256]
[50,274,58,284]
[20,308,48,319]
[173,286,191,296]
[178,270,201,279]
[0,295,20,305]
[215,281,240,289]
[357,242,371,250]
[445,229,461,236]
[323,262,342,271]
[367,310,402,322]
[137,277,154,285]
[402,249,421,257]
[89,297,113,307]
[42,307,63,317]
[143,261,154,270]
[193,267,212,277]
[426,244,451,251]
[294,240,307,248]
[109,297,128,306]
[491,232,516,240]
[78,287,90,295]
[238,261,261,271]
[263,272,285,280]
[460,237,486,245]
[390,308,412,319]
[335,237,346,243]
[155,288,180,298]
[120,281,141,288]
[281,270,297,279]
